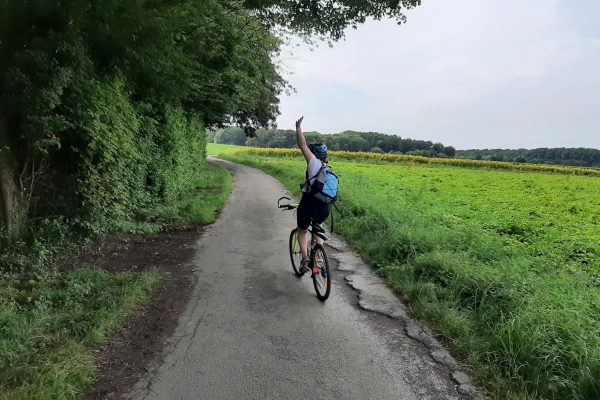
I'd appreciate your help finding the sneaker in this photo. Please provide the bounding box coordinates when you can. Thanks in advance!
[299,258,310,274]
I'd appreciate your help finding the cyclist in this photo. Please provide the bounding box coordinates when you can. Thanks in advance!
[295,116,331,274]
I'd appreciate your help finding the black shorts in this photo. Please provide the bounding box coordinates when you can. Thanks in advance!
[297,193,330,230]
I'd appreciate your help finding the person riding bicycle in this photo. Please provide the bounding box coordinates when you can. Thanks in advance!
[295,116,331,274]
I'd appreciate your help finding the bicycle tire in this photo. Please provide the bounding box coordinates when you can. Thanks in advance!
[311,244,331,301]
[289,228,303,277]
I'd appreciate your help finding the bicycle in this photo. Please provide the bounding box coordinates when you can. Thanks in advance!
[278,196,331,301]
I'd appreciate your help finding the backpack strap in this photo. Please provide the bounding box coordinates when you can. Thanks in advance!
[305,169,309,189]
[329,200,343,234]
[333,201,343,216]
[302,159,326,192]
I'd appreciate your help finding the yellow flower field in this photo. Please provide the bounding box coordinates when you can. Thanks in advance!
[238,146,600,176]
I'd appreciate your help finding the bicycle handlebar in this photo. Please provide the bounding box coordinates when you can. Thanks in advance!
[277,196,296,211]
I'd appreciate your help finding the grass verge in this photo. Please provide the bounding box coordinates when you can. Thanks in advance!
[209,143,600,400]
[0,268,161,400]
[144,160,232,227]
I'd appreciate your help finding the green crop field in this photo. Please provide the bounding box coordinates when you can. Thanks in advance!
[209,143,600,400]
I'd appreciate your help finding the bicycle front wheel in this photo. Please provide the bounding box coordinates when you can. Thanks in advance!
[289,228,303,277]
[312,244,331,301]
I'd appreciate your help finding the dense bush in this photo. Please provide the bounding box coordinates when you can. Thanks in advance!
[76,78,146,232]
[72,81,208,234]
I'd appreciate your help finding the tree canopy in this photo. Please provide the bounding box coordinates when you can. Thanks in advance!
[244,0,422,40]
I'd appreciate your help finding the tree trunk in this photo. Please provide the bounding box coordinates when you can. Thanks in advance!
[0,127,25,248]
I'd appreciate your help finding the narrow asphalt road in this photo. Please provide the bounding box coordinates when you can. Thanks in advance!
[129,159,482,400]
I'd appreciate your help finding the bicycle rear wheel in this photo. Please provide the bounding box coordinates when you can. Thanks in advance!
[289,228,303,277]
[311,244,331,301]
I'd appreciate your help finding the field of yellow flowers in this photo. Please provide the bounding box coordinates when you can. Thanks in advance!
[239,146,600,176]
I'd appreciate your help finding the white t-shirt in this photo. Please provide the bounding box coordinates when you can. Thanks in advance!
[302,155,323,193]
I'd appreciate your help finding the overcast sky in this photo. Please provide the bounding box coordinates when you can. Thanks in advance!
[275,0,600,150]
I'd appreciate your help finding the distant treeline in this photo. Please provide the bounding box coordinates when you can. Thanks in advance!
[456,148,600,167]
[208,127,457,158]
[211,127,600,168]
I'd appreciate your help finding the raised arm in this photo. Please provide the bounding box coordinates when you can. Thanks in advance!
[295,116,313,162]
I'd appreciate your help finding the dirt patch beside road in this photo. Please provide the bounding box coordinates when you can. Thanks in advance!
[63,230,201,400]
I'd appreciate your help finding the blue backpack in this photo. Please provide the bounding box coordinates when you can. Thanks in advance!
[307,163,339,204]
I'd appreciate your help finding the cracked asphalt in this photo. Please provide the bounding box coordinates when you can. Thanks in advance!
[128,158,483,400]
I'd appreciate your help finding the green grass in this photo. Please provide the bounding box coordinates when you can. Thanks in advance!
[0,268,161,400]
[0,159,232,399]
[209,143,600,400]
[142,160,233,228]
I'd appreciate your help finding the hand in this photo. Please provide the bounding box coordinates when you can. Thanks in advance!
[295,116,304,129]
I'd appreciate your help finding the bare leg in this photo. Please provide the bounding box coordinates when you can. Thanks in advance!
[316,224,324,246]
[297,228,310,260]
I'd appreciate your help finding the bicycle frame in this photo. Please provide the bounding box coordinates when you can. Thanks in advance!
[278,196,331,300]
[279,196,327,261]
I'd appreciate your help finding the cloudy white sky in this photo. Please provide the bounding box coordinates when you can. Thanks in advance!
[275,0,600,150]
